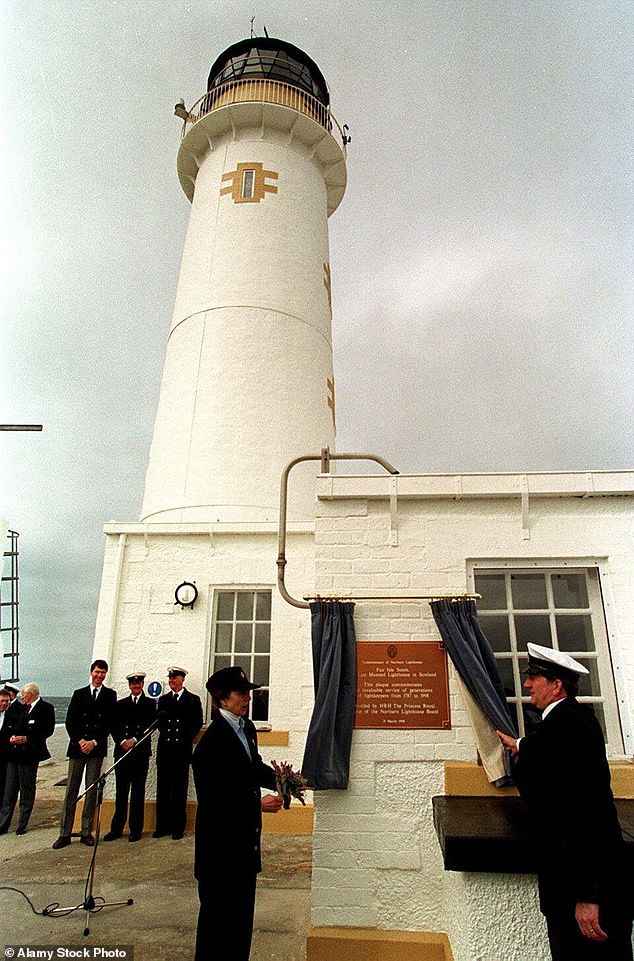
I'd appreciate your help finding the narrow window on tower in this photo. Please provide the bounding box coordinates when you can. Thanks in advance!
[241,168,255,200]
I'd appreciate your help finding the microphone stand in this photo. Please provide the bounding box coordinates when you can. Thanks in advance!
[47,716,160,935]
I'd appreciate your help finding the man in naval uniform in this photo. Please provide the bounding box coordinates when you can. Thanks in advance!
[104,672,157,842]
[0,682,55,835]
[53,659,117,849]
[153,667,202,840]
[498,644,632,960]
[192,666,283,961]
[0,690,11,805]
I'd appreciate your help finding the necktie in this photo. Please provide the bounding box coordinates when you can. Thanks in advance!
[92,688,98,702]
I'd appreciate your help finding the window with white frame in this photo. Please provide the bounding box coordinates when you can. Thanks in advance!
[470,565,624,752]
[211,589,271,722]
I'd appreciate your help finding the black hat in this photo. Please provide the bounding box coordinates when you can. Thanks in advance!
[206,666,259,696]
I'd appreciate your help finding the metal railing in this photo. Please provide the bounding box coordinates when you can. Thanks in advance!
[180,78,347,146]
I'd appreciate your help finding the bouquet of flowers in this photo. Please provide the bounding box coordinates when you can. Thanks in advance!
[271,759,308,809]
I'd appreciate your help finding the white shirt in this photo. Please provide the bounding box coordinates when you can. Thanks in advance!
[219,708,252,758]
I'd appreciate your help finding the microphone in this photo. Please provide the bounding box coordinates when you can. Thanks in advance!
[140,710,167,738]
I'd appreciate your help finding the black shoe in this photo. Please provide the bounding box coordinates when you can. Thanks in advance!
[0,827,8,836]
[152,830,169,838]
[80,833,95,846]
[52,835,71,849]
[128,833,142,842]
[16,826,27,836]
[103,831,121,842]
[171,833,184,840]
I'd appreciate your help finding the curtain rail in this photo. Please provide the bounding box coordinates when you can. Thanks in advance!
[303,593,481,602]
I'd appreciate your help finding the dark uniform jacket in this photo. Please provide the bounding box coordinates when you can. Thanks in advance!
[513,697,631,917]
[65,685,117,759]
[112,692,157,762]
[0,707,13,756]
[191,711,277,881]
[5,698,56,764]
[156,689,203,759]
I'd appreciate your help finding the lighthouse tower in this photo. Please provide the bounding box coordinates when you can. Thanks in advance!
[140,37,347,524]
[92,37,347,789]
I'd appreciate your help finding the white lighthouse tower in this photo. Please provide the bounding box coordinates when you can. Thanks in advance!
[141,38,347,525]
[92,37,347,789]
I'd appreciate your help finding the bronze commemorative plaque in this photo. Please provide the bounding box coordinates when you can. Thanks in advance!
[354,641,451,730]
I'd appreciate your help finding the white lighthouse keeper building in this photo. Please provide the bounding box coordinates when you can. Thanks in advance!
[92,37,348,819]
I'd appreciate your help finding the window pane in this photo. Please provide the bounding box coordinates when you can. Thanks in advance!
[480,615,511,652]
[233,658,252,677]
[495,657,516,697]
[217,592,235,620]
[235,622,253,653]
[236,592,255,620]
[521,703,543,736]
[215,622,233,653]
[576,659,601,697]
[256,591,271,620]
[514,614,551,650]
[213,654,232,672]
[242,169,255,199]
[556,614,595,653]
[506,701,519,733]
[552,572,589,609]
[252,657,269,686]
[252,688,269,722]
[474,573,506,610]
[586,703,607,742]
[254,623,270,653]
[511,573,547,610]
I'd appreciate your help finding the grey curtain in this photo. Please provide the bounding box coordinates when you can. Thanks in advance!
[302,601,357,790]
[430,598,517,783]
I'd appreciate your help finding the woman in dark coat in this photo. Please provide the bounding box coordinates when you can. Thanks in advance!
[192,666,282,961]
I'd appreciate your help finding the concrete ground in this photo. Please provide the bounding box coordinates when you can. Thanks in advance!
[0,761,312,960]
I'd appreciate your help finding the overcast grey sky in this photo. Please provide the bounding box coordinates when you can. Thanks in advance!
[1,1,632,694]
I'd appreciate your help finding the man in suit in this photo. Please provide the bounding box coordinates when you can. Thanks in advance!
[192,666,283,961]
[153,667,203,840]
[53,658,117,849]
[104,671,157,842]
[498,644,633,961]
[0,682,55,835]
[0,690,11,805]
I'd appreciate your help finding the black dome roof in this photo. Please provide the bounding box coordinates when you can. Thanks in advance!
[207,37,330,106]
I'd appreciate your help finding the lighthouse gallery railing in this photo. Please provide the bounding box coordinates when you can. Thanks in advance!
[181,79,346,145]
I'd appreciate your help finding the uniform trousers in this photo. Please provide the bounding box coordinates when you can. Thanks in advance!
[59,755,104,837]
[0,760,38,831]
[195,872,257,961]
[109,755,149,836]
[546,910,633,961]
[0,757,7,813]
[155,752,190,836]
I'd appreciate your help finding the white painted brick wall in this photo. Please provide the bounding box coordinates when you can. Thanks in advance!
[311,483,634,960]
[92,527,317,799]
